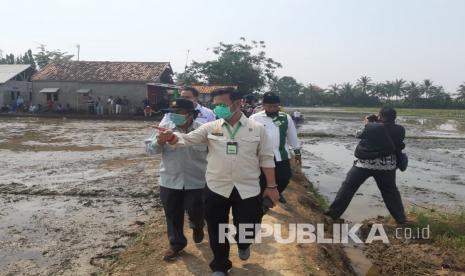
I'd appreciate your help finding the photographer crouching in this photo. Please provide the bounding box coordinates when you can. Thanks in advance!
[325,107,407,224]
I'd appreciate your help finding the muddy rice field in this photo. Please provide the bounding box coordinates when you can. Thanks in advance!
[1,108,464,275]
[0,117,161,275]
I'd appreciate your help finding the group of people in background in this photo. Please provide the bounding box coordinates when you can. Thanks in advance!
[86,95,131,115]
[0,95,69,114]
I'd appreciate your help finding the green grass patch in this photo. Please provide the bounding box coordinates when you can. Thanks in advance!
[411,209,465,252]
[310,186,329,209]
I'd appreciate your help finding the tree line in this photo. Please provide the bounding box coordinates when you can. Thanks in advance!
[0,44,74,70]
[179,38,465,109]
[273,76,465,109]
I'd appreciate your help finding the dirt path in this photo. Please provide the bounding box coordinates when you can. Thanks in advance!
[106,169,354,276]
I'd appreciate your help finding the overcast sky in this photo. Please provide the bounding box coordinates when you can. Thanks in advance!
[2,0,464,92]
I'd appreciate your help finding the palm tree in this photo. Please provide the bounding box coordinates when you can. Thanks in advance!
[356,76,373,95]
[383,81,396,101]
[456,82,465,102]
[421,79,434,99]
[338,82,354,104]
[327,84,340,96]
[405,81,421,106]
[392,78,406,100]
[369,83,385,98]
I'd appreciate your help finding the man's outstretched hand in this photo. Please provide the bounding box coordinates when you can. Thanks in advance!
[152,126,177,145]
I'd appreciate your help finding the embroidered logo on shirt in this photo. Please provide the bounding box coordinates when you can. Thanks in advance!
[211,127,224,136]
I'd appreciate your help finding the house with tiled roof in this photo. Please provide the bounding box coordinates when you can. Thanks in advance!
[31,61,173,113]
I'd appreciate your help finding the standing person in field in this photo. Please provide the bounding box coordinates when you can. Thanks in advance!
[160,87,216,125]
[87,96,95,114]
[16,95,24,113]
[47,98,54,112]
[115,97,122,114]
[250,92,301,209]
[122,96,129,114]
[107,96,114,115]
[156,87,278,276]
[325,107,407,224]
[145,99,207,261]
[95,97,104,115]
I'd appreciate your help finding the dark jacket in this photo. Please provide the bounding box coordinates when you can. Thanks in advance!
[354,122,405,159]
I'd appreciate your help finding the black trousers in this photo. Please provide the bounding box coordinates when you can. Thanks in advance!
[259,159,292,194]
[327,166,406,223]
[204,187,262,272]
[159,186,205,251]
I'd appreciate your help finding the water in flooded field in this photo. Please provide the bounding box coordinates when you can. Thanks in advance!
[0,112,464,276]
[0,117,160,275]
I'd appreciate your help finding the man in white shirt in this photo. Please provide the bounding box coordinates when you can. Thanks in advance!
[250,92,301,206]
[156,87,278,276]
[160,87,216,125]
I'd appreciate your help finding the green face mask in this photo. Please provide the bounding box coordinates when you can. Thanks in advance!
[213,103,234,119]
[170,113,187,126]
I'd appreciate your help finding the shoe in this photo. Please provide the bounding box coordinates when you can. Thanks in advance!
[238,247,250,260]
[193,228,204,243]
[211,272,226,276]
[323,210,336,220]
[162,248,180,261]
[279,194,287,204]
[323,210,345,223]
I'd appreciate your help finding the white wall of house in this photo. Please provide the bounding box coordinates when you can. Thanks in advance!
[0,80,32,107]
[32,81,149,112]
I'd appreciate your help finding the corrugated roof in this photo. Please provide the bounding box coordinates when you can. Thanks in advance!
[32,61,172,83]
[0,64,31,84]
[192,85,238,94]
[39,88,60,93]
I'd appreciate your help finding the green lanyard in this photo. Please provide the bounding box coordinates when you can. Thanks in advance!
[224,123,241,140]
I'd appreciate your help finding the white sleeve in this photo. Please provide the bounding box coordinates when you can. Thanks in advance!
[287,115,300,150]
[205,107,216,122]
[159,113,171,126]
[145,130,163,155]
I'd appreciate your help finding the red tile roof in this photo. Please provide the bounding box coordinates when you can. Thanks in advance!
[192,85,238,94]
[32,61,172,83]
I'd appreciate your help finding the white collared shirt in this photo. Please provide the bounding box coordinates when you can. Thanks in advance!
[173,114,275,199]
[249,111,300,162]
[195,104,216,124]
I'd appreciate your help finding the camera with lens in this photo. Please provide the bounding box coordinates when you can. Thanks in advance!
[366,114,379,123]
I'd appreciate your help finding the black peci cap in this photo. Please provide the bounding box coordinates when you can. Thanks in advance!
[161,98,195,113]
[262,92,280,104]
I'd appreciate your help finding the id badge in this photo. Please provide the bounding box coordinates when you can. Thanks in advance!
[226,142,238,155]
